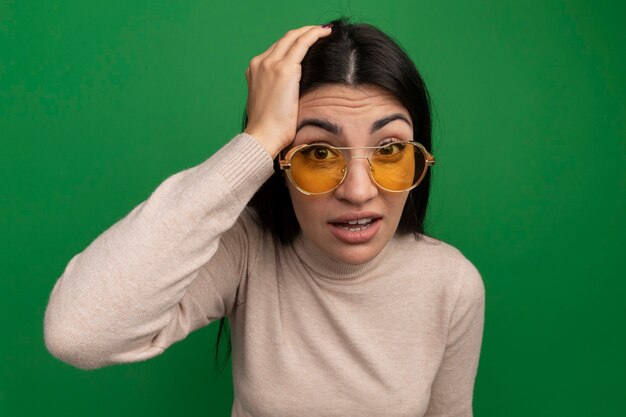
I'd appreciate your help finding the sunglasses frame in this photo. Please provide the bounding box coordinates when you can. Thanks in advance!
[278,141,436,195]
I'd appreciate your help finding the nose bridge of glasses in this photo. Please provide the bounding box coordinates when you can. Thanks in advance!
[339,147,377,164]
[337,154,378,195]
[344,155,373,171]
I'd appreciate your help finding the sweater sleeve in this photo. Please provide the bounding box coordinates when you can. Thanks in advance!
[43,133,274,370]
[424,261,486,417]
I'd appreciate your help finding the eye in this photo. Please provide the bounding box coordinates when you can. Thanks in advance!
[314,146,329,159]
[302,145,339,160]
[378,142,406,156]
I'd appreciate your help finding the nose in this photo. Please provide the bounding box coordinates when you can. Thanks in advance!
[333,157,378,205]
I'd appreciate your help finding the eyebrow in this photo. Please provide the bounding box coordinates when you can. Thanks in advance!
[296,113,411,135]
[296,118,341,135]
[369,113,412,133]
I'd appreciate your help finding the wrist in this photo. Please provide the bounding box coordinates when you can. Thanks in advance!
[243,129,285,159]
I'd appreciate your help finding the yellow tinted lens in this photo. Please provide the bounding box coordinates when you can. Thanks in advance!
[371,143,424,191]
[289,145,346,193]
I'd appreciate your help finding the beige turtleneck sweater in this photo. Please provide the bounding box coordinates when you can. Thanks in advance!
[44,133,485,417]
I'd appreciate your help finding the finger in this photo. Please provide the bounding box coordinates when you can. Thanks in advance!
[255,40,278,62]
[247,25,325,76]
[266,25,328,60]
[250,26,315,67]
[282,25,332,64]
[248,40,277,74]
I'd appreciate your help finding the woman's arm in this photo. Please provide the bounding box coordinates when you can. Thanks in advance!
[424,262,486,417]
[43,134,273,370]
[43,24,333,371]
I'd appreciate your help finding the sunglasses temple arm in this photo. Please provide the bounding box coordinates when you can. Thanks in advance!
[277,154,290,170]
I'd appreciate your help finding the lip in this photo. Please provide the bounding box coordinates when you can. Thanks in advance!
[327,212,383,244]
[328,212,382,224]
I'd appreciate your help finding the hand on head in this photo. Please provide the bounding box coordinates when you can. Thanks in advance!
[244,25,333,158]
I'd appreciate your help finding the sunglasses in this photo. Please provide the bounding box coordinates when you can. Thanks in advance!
[278,141,435,195]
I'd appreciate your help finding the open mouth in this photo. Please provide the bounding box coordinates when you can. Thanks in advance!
[328,215,382,244]
[331,217,376,232]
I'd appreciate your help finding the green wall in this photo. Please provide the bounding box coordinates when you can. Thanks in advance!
[1,1,624,416]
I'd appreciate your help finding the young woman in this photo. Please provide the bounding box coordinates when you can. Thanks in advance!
[44,19,485,417]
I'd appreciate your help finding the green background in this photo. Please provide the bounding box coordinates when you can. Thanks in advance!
[1,0,624,416]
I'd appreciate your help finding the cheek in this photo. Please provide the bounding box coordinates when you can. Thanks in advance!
[287,189,336,237]
[386,193,410,221]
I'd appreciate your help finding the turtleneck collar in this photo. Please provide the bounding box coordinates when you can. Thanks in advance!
[291,232,396,281]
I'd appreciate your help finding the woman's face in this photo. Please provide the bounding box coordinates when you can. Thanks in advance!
[287,84,413,265]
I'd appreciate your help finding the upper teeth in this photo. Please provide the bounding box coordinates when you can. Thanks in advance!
[347,217,372,225]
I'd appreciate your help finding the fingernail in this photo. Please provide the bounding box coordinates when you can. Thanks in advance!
[321,23,333,29]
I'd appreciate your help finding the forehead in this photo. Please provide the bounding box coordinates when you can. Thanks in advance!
[298,84,409,120]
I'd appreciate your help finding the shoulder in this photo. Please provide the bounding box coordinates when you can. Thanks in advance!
[224,206,266,237]
[393,233,484,302]
[395,233,479,274]
[238,206,264,234]
[234,206,277,255]
[217,206,272,260]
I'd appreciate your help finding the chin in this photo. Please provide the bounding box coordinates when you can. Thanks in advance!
[327,245,381,265]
